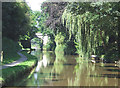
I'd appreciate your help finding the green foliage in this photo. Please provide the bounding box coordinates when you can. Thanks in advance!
[104,48,118,62]
[31,37,42,48]
[1,51,37,84]
[40,2,77,54]
[64,40,77,55]
[55,32,65,45]
[36,6,57,51]
[54,32,77,55]
[44,40,56,51]
[55,44,66,55]
[2,2,32,41]
[36,7,49,34]
[2,37,21,61]
[2,2,40,42]
[2,54,20,65]
[2,37,21,54]
[54,32,66,54]
[62,2,119,62]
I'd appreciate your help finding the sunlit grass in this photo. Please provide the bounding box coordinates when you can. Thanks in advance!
[1,51,38,85]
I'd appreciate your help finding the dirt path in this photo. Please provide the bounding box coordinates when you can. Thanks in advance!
[0,51,27,70]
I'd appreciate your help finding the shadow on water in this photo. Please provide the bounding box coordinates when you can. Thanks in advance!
[51,79,63,81]
[90,74,120,78]
[48,63,54,65]
[49,63,76,66]
[106,69,120,72]
[103,65,118,68]
[63,63,76,66]
[49,73,60,76]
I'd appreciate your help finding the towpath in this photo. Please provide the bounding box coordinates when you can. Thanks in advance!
[0,51,27,70]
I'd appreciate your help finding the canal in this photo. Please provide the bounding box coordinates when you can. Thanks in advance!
[13,49,119,86]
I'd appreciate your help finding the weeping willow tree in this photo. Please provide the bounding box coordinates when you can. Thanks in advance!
[62,2,119,62]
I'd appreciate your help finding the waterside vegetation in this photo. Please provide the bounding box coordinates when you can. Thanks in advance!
[1,51,38,86]
[1,1,120,87]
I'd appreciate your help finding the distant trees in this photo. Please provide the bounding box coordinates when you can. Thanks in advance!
[41,2,77,54]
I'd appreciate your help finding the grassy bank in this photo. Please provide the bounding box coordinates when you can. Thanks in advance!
[2,37,21,64]
[2,54,21,65]
[1,51,38,86]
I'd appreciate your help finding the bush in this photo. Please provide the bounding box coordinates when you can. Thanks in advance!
[44,40,56,51]
[55,33,65,45]
[55,33,77,55]
[55,44,66,55]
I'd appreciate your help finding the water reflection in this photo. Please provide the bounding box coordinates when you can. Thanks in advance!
[42,54,48,67]
[68,61,106,86]
[14,50,119,86]
[68,58,118,86]
[35,51,55,73]
[51,51,66,74]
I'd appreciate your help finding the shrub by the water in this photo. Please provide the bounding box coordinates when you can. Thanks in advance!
[55,32,77,55]
[44,40,56,51]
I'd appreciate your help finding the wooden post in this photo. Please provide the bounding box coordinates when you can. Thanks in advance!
[1,51,3,62]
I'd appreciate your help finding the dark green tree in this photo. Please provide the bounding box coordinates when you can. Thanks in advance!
[2,2,32,41]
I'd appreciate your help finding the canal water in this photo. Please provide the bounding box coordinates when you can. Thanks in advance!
[14,49,119,86]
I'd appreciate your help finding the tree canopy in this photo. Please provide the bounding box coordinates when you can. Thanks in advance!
[2,2,38,41]
[41,2,67,35]
[62,2,120,62]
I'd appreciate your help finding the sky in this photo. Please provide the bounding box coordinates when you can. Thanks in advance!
[25,0,46,11]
